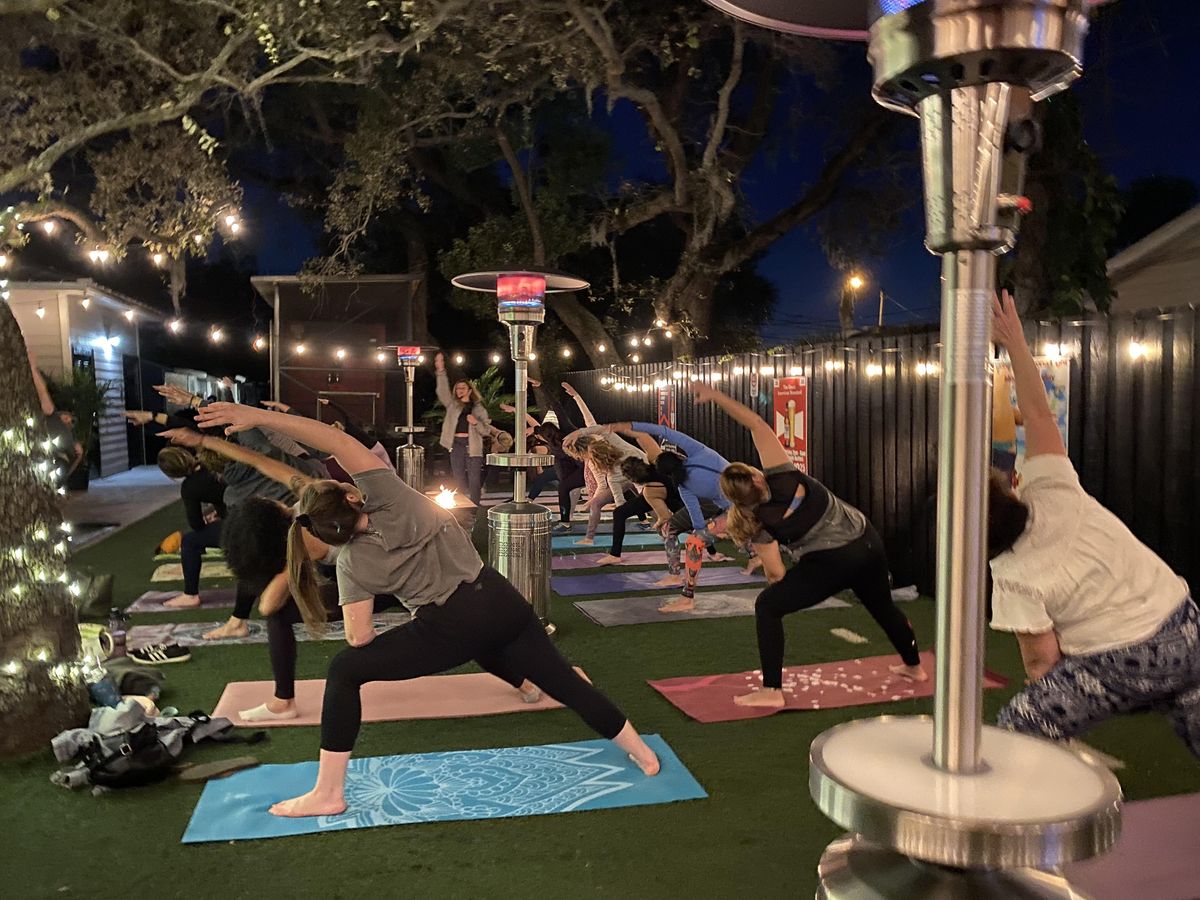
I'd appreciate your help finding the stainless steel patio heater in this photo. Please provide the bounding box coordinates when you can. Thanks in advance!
[450,271,591,634]
[704,1,1121,896]
[392,345,426,489]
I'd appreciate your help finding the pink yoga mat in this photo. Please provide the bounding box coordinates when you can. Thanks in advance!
[553,550,675,570]
[648,651,1009,723]
[212,672,565,727]
[1065,792,1200,900]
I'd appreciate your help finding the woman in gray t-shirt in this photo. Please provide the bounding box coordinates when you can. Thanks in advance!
[196,401,661,819]
[687,382,926,710]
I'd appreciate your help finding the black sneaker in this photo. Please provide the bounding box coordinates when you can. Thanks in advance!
[130,642,191,665]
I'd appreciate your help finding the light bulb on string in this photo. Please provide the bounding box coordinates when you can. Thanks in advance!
[710,372,722,383]
[123,309,135,322]
[640,383,652,393]
[35,303,45,319]
[643,337,653,347]
[732,366,744,376]
[253,336,267,351]
[490,352,502,364]
[1127,339,1147,361]
[597,343,606,353]
[41,220,56,235]
[866,362,884,378]
[628,336,639,348]
[152,252,165,267]
[664,330,673,339]
[561,347,572,359]
[630,353,640,363]
[335,347,347,361]
[375,351,387,364]
[789,365,802,376]
[0,253,9,269]
[654,318,666,328]
[453,353,464,365]
[294,343,307,355]
[209,328,224,344]
[229,222,241,234]
[193,234,203,244]
[224,214,237,227]
[529,352,537,361]
[80,297,90,309]
[671,370,683,380]
[168,319,183,334]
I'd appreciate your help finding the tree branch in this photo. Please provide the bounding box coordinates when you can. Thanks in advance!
[701,20,744,171]
[494,124,545,266]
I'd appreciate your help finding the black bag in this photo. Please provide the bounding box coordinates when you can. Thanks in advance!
[80,712,265,789]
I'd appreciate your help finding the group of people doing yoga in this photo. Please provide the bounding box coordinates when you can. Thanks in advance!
[121,289,1196,818]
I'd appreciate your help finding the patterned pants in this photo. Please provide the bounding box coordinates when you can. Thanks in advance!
[998,598,1200,757]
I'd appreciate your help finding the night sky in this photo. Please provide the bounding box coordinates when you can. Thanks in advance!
[244,0,1199,347]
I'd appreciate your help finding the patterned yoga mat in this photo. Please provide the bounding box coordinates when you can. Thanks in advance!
[648,651,1008,723]
[128,613,411,648]
[552,566,764,597]
[150,561,234,582]
[182,734,705,843]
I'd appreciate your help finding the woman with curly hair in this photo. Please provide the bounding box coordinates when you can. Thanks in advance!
[434,352,491,505]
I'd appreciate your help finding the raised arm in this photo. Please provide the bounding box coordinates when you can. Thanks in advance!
[434,353,455,407]
[689,382,790,469]
[194,403,389,475]
[26,349,56,416]
[627,421,713,462]
[161,428,314,494]
[561,382,597,427]
[992,291,1066,459]
[632,431,661,462]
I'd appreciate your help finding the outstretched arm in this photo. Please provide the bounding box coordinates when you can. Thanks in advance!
[26,349,56,416]
[195,403,387,476]
[561,382,597,427]
[992,291,1066,459]
[161,428,316,494]
[632,431,661,462]
[689,382,790,469]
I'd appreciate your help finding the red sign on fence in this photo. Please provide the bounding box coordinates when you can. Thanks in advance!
[772,376,808,472]
[657,384,675,429]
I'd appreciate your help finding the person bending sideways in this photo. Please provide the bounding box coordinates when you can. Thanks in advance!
[988,291,1200,755]
[195,400,660,818]
[153,445,227,610]
[690,381,926,707]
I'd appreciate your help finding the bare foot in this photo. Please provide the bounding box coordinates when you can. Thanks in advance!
[269,789,347,818]
[733,688,786,708]
[594,554,622,566]
[572,666,592,684]
[575,537,596,546]
[653,574,683,588]
[163,594,201,609]
[629,751,661,777]
[742,558,764,576]
[658,596,695,614]
[266,697,297,714]
[203,618,249,640]
[707,552,730,563]
[517,679,542,703]
[889,664,929,682]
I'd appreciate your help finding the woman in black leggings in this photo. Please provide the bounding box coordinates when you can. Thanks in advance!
[196,400,660,819]
[689,382,926,708]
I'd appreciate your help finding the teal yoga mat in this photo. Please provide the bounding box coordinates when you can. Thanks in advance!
[552,533,661,551]
[182,734,704,843]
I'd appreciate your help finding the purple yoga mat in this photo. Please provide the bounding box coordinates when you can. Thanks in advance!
[1065,792,1200,899]
[128,589,236,613]
[552,550,669,570]
[552,566,763,597]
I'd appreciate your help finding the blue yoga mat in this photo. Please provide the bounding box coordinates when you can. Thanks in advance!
[552,567,763,597]
[552,533,662,551]
[182,734,704,843]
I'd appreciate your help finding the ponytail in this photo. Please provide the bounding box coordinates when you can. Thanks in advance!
[719,462,767,546]
[286,519,328,635]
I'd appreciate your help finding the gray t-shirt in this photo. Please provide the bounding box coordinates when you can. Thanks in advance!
[336,468,484,611]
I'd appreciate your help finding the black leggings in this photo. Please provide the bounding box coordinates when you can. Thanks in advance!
[754,525,920,688]
[266,594,401,701]
[610,495,653,557]
[557,464,585,523]
[320,566,627,752]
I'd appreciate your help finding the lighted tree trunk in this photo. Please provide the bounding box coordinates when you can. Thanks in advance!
[0,300,90,757]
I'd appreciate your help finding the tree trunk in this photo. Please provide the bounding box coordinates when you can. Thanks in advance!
[0,302,91,758]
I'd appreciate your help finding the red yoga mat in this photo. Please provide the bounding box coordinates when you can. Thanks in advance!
[212,672,564,727]
[648,651,1008,723]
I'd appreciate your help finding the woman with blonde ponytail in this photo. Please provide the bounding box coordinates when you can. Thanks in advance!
[689,381,927,709]
[195,400,662,819]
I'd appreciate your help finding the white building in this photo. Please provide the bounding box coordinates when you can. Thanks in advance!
[7,278,162,477]
[1108,204,1200,313]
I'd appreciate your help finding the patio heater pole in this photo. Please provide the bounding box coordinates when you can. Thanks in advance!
[393,346,425,489]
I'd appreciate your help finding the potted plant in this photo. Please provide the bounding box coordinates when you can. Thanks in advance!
[45,367,117,491]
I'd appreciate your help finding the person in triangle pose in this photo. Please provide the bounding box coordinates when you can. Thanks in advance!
[688,381,926,707]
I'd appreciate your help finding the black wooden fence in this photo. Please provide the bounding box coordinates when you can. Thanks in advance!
[564,305,1199,594]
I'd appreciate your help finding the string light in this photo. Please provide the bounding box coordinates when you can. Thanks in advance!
[209,328,224,344]
[759,366,775,376]
[1127,339,1147,361]
[561,347,573,358]
[655,318,666,328]
[866,362,884,378]
[597,343,606,353]
[529,352,537,360]
[375,351,387,364]
[193,234,203,244]
[628,337,639,348]
[915,361,940,377]
[630,353,640,363]
[789,365,802,376]
[253,336,267,351]
[732,366,744,376]
[453,353,465,365]
[1043,342,1065,360]
[152,252,165,267]
[0,253,9,268]
[664,330,673,339]
[490,352,502,364]
[87,248,110,263]
[294,343,307,355]
[671,370,684,380]
[224,214,237,227]
[79,297,90,309]
[709,372,722,383]
[123,309,135,322]
[640,383,652,393]
[642,337,653,347]
[823,359,844,372]
[35,303,45,319]
[334,347,347,361]
[168,319,183,334]
[41,220,56,235]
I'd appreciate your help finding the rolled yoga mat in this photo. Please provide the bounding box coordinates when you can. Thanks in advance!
[213,672,566,727]
[150,561,234,582]
[552,566,763,597]
[552,533,662,551]
[128,613,411,648]
[182,734,705,843]
[1064,792,1200,900]
[128,589,236,613]
[573,590,850,627]
[648,651,1008,723]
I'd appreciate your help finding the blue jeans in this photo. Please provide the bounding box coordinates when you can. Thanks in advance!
[998,598,1200,757]
[450,438,483,505]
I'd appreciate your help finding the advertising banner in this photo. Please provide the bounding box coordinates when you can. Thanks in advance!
[772,376,809,472]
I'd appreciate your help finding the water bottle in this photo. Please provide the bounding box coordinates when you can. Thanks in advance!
[84,661,122,708]
[107,607,128,658]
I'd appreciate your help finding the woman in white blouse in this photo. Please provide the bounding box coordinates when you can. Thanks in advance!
[988,291,1199,757]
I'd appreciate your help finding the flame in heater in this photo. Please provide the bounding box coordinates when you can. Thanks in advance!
[435,486,457,509]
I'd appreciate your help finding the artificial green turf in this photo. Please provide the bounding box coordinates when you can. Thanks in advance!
[4,504,1197,898]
